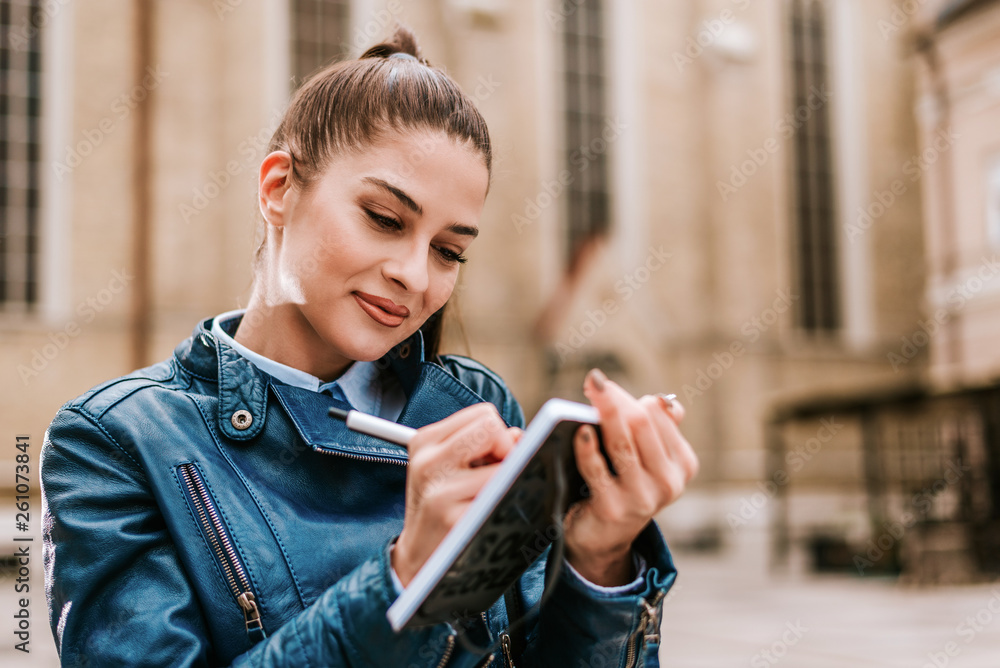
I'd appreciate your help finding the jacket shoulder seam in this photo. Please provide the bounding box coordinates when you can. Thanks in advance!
[61,405,144,471]
[438,354,518,423]
[68,362,185,419]
[438,354,508,398]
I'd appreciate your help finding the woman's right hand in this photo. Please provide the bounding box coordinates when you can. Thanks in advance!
[391,402,522,588]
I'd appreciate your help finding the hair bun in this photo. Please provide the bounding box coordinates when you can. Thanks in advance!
[361,25,428,65]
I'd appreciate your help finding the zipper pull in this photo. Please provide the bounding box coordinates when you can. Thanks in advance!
[640,601,658,645]
[641,591,665,645]
[501,632,515,667]
[238,592,266,641]
[626,591,666,668]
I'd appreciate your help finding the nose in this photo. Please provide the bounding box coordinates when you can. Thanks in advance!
[382,239,429,294]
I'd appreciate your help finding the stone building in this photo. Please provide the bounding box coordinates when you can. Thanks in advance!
[768,0,1000,582]
[2,0,991,615]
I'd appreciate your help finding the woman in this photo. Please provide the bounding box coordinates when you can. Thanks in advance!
[41,27,697,668]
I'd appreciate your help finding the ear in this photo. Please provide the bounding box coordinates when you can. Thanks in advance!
[259,151,295,227]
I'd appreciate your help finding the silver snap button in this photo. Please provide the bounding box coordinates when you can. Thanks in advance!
[231,410,253,430]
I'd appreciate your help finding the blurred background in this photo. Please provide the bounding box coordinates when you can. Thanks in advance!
[2,0,1000,665]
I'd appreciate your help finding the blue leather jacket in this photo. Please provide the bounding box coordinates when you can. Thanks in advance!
[41,313,676,667]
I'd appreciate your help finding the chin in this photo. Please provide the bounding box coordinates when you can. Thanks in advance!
[339,331,415,364]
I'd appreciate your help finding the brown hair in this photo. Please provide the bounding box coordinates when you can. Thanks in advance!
[256,26,491,360]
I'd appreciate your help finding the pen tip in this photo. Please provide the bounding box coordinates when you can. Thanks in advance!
[327,406,350,421]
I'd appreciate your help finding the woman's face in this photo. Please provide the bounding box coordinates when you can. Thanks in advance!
[260,130,489,369]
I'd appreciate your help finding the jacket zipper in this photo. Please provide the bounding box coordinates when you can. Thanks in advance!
[501,632,515,667]
[314,448,408,466]
[436,611,492,668]
[624,592,664,668]
[436,633,455,668]
[178,463,266,642]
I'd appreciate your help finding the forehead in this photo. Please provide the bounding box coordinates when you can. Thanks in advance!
[353,130,487,175]
[322,130,490,211]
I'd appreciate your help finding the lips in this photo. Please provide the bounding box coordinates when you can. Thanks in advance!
[353,292,409,328]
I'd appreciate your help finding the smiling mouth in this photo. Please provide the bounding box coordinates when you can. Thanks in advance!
[353,292,408,328]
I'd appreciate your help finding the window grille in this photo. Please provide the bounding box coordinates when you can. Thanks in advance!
[562,0,610,266]
[789,0,840,331]
[0,0,42,310]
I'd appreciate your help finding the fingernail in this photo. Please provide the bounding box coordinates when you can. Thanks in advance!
[578,426,592,444]
[586,368,607,392]
[657,393,677,409]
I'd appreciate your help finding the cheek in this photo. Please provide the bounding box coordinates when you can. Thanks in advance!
[426,268,459,310]
[303,228,368,283]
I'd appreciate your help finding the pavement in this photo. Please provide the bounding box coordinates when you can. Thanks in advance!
[658,551,1000,667]
[3,549,1000,667]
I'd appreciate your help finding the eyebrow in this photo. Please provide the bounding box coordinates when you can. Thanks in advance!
[363,177,422,215]
[362,176,480,238]
[448,223,479,238]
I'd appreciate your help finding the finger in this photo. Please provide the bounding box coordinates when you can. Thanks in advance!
[573,424,616,498]
[630,396,671,475]
[438,408,513,468]
[413,402,498,449]
[423,461,503,504]
[656,393,685,423]
[643,396,699,481]
[582,369,641,479]
[470,426,524,466]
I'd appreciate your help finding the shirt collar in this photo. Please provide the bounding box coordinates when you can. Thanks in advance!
[211,308,384,416]
[172,312,492,450]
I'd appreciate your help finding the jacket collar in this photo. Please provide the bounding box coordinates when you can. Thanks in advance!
[173,314,489,455]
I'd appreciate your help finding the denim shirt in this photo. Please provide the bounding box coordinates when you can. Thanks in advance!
[41,313,676,667]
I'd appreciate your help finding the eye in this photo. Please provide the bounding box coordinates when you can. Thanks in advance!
[364,206,468,265]
[364,208,402,231]
[434,246,468,265]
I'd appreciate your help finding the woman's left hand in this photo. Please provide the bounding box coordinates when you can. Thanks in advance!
[563,368,698,586]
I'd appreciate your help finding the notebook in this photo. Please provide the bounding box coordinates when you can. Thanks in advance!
[387,398,605,631]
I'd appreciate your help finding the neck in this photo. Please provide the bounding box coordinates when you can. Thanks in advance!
[233,295,354,382]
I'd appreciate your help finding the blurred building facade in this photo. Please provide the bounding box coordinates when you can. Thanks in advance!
[768,0,1000,582]
[2,0,997,589]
